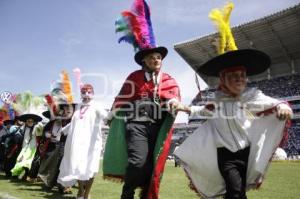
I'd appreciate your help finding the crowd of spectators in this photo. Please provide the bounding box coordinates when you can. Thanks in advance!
[283,123,300,157]
[248,74,300,157]
[248,74,300,98]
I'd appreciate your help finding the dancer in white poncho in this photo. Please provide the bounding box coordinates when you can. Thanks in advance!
[172,80,292,198]
[169,3,293,198]
[58,84,107,199]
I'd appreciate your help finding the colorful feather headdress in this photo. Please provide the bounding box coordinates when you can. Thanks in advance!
[49,70,74,104]
[12,91,44,115]
[45,70,74,116]
[196,2,270,77]
[209,2,237,55]
[116,0,156,52]
[61,71,74,104]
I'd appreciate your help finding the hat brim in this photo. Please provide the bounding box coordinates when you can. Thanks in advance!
[19,114,42,123]
[197,49,271,77]
[58,103,77,109]
[13,116,20,122]
[3,120,14,126]
[42,111,51,119]
[134,46,168,66]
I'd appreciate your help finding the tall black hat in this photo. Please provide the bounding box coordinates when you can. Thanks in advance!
[134,46,168,66]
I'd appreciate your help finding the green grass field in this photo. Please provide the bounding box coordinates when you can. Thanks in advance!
[0,161,299,199]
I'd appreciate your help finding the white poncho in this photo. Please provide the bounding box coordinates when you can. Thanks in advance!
[174,88,290,198]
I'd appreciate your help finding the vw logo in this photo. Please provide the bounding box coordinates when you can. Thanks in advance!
[0,91,13,104]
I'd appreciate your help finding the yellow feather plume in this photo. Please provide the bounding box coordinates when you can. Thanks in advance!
[209,2,237,54]
[61,71,74,104]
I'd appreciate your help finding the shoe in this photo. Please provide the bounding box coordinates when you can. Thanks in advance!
[36,176,43,182]
[77,193,84,199]
[139,187,149,199]
[62,187,72,194]
[121,184,135,199]
[42,185,52,191]
[18,170,26,180]
[26,176,37,183]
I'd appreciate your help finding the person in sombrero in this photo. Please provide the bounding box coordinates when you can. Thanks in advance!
[103,1,181,198]
[11,113,43,180]
[170,2,293,199]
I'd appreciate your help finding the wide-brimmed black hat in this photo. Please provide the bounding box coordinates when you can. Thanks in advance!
[18,113,42,123]
[197,49,271,77]
[134,46,168,66]
[42,111,51,119]
[13,116,20,122]
[3,119,14,126]
[58,103,77,109]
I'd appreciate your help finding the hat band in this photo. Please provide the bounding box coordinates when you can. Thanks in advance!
[220,66,246,76]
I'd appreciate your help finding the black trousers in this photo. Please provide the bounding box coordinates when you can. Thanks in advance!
[121,121,162,199]
[217,146,250,199]
[28,152,41,178]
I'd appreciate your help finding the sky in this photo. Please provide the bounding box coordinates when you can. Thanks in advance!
[0,0,299,123]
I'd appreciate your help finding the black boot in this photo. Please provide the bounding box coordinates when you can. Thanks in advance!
[121,183,135,199]
[139,186,149,199]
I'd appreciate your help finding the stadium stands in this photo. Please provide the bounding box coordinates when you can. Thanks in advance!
[188,75,300,158]
[173,4,300,158]
[248,74,300,98]
[250,75,300,157]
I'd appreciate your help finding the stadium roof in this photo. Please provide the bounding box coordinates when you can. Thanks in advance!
[174,4,300,87]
